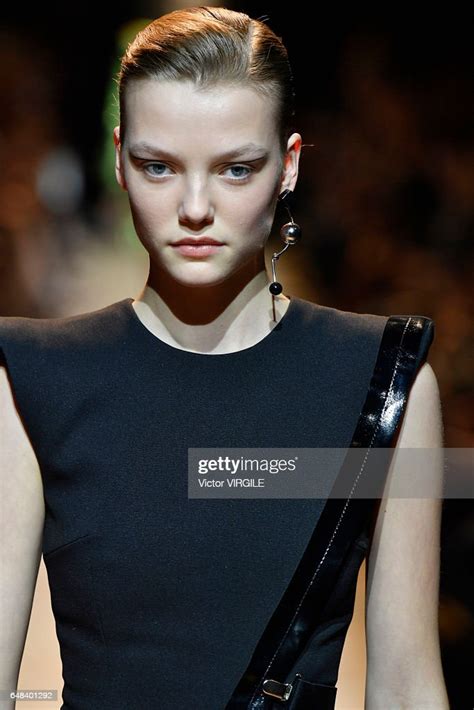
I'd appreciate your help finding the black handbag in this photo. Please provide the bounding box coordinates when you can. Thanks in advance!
[224,314,435,710]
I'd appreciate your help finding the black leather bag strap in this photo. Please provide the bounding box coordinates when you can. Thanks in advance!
[224,314,435,709]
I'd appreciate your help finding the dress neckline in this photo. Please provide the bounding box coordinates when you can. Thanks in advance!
[122,295,299,359]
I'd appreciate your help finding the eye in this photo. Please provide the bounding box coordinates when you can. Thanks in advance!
[142,162,171,178]
[222,164,253,182]
[139,161,254,182]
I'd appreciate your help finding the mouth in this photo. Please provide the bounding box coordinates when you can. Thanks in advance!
[170,238,225,258]
[171,237,224,246]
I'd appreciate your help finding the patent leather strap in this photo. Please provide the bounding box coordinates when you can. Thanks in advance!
[224,315,434,709]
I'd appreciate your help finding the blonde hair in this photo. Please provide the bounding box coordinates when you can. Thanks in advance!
[117,6,296,157]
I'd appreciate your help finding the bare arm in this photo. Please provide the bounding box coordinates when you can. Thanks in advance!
[365,362,449,709]
[0,365,45,707]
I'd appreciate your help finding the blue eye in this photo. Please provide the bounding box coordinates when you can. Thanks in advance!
[143,162,170,177]
[140,162,253,181]
[224,165,253,181]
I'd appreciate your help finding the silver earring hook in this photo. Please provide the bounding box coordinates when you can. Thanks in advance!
[278,189,296,225]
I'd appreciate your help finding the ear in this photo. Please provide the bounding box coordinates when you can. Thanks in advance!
[113,126,127,191]
[280,133,302,193]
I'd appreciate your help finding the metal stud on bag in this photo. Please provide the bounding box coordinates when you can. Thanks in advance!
[262,673,302,702]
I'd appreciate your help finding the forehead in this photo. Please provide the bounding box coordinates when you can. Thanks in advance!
[123,79,279,151]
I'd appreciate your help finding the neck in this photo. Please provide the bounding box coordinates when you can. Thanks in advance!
[132,262,290,354]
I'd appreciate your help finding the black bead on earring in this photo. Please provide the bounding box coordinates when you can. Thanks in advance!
[269,189,302,318]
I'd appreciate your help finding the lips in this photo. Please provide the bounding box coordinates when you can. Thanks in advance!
[170,239,224,259]
[172,237,223,246]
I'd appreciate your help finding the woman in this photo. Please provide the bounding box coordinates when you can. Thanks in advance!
[0,7,449,709]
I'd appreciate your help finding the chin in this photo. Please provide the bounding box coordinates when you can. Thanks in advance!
[169,266,232,288]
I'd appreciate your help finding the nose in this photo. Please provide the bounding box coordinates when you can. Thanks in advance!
[178,180,214,228]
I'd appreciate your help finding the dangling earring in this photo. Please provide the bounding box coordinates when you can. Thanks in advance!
[269,188,302,322]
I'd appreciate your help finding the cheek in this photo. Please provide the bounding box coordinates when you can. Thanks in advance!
[127,197,165,247]
[127,188,167,229]
[124,168,162,217]
[239,194,276,237]
[234,181,277,222]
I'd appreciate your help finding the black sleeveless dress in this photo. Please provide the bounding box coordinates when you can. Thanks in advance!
[0,295,434,710]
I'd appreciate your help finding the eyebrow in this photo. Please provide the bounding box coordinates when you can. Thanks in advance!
[128,141,268,161]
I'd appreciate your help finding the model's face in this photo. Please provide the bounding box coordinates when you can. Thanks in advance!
[114,79,301,288]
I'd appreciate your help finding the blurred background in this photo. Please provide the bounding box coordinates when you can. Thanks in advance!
[1,2,472,708]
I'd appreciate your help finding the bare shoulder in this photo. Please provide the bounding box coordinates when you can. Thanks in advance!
[397,361,443,445]
[364,362,447,699]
